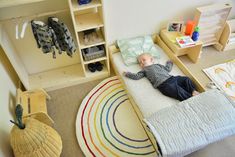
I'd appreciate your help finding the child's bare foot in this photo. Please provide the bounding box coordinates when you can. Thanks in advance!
[192,90,200,96]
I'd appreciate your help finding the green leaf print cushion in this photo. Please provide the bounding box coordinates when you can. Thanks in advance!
[117,35,161,66]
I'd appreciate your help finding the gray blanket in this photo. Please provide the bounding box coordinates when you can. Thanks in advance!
[145,90,235,157]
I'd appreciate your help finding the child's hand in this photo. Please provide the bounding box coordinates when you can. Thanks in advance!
[166,60,173,65]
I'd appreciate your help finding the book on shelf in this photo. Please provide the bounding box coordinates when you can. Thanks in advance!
[176,36,195,48]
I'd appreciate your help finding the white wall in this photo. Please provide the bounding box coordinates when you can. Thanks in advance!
[103,0,235,44]
[0,46,19,156]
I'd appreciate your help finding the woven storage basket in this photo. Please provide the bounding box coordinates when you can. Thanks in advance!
[82,50,105,61]
[82,46,105,61]
[10,118,62,157]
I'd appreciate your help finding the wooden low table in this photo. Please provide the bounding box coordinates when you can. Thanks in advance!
[160,29,202,63]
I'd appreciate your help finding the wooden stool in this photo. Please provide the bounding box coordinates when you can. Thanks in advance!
[16,88,54,126]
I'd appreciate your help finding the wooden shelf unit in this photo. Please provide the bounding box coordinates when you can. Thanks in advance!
[0,0,110,91]
[194,3,232,50]
[68,0,110,77]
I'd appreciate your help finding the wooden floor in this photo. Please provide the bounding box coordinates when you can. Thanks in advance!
[179,46,235,90]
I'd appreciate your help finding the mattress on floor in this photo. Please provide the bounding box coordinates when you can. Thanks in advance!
[112,50,185,118]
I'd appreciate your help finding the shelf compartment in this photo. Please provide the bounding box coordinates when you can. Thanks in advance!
[83,56,107,64]
[202,39,217,47]
[29,64,85,91]
[85,61,109,77]
[79,29,105,49]
[201,9,230,18]
[200,26,222,34]
[81,45,106,61]
[72,0,102,11]
[199,34,215,40]
[75,12,104,32]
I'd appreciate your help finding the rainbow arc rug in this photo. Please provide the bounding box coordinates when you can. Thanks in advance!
[76,76,156,157]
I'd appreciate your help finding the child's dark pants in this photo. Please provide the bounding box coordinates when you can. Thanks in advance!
[157,76,196,101]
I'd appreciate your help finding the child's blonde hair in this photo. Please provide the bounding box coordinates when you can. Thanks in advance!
[137,53,153,63]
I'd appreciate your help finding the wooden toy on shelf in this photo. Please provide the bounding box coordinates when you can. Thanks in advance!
[219,19,235,51]
[194,3,232,50]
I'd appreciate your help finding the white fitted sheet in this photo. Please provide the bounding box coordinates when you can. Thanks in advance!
[112,50,185,118]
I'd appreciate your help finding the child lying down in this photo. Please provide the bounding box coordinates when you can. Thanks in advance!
[123,53,199,101]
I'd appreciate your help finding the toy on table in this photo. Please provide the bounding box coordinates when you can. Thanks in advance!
[176,36,195,48]
[78,0,92,5]
[185,21,195,36]
[192,26,200,41]
[167,21,184,32]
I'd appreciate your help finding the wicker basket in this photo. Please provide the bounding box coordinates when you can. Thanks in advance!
[10,118,62,157]
[82,46,105,61]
